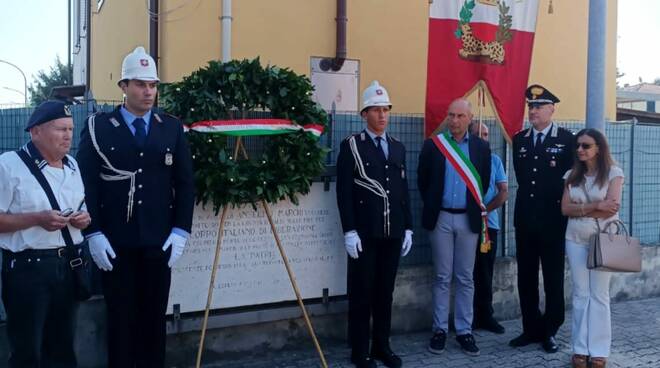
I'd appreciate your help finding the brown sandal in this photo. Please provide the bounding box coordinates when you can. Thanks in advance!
[571,354,588,368]
[591,357,607,368]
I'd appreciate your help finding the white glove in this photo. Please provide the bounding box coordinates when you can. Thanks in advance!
[162,232,188,268]
[344,230,362,259]
[88,233,116,271]
[401,230,413,257]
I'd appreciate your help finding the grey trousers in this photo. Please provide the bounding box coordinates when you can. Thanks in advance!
[430,211,479,335]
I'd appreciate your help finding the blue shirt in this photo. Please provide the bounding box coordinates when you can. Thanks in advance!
[484,154,507,230]
[365,128,389,159]
[441,132,469,209]
[120,106,152,136]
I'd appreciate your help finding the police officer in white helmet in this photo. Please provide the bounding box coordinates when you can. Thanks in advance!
[336,81,413,368]
[76,46,194,367]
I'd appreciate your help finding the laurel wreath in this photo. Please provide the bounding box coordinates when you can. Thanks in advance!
[159,58,328,212]
[454,0,512,43]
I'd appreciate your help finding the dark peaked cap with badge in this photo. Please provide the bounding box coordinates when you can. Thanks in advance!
[25,100,73,131]
[526,84,560,107]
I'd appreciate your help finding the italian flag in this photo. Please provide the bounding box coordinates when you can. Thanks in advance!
[425,0,540,140]
[184,119,324,139]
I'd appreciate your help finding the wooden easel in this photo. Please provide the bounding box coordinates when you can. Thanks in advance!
[195,136,328,368]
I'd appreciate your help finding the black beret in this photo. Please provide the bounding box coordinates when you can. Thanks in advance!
[525,84,560,107]
[25,100,73,132]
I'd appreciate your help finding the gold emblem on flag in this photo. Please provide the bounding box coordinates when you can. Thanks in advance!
[456,0,513,65]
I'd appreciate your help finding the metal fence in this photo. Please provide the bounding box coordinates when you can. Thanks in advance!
[1,102,659,265]
[325,112,660,263]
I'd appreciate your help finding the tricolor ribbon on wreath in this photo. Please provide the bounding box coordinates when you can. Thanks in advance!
[432,131,491,253]
[184,119,324,139]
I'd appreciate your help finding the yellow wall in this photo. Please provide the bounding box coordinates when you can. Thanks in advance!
[91,0,149,101]
[527,0,618,120]
[90,0,618,120]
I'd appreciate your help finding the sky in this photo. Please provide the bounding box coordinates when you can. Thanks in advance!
[616,0,660,86]
[0,0,658,105]
[0,0,69,105]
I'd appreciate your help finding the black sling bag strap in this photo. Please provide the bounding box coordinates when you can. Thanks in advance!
[15,149,75,248]
[15,148,92,301]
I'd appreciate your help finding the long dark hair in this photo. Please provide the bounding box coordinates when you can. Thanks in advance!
[565,128,615,188]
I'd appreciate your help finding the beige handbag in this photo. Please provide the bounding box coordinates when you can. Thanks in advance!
[581,184,642,272]
[587,219,641,272]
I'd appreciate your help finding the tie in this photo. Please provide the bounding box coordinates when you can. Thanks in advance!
[535,132,544,150]
[133,118,147,148]
[375,136,387,161]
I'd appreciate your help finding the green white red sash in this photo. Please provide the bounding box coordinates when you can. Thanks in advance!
[431,132,491,251]
[184,119,323,139]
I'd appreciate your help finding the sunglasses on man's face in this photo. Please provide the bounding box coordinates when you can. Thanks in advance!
[577,143,595,150]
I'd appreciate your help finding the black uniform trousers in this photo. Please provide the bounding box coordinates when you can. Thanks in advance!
[102,247,171,368]
[515,226,565,339]
[347,237,401,359]
[472,228,498,324]
[1,249,77,368]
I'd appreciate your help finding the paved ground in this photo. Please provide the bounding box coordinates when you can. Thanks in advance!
[202,297,660,368]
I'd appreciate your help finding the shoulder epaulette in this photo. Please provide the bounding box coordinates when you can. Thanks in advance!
[343,132,362,142]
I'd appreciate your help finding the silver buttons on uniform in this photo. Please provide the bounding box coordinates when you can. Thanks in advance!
[138,200,142,205]
[139,152,144,157]
[531,181,536,185]
[138,184,143,189]
[533,168,537,172]
[530,194,535,197]
[138,168,143,173]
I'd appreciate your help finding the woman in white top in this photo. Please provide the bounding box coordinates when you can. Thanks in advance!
[561,128,624,368]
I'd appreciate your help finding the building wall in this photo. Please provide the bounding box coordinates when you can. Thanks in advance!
[617,100,660,113]
[89,0,618,120]
[71,0,88,86]
[90,0,149,99]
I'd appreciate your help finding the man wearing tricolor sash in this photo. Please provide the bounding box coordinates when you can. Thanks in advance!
[336,81,413,368]
[418,99,491,356]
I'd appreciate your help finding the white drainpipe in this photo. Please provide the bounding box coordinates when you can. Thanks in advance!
[221,0,232,62]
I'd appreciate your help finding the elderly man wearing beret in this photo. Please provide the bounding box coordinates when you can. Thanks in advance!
[0,100,90,367]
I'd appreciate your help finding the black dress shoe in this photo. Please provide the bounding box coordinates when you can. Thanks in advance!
[509,333,541,347]
[542,336,559,353]
[371,347,402,368]
[350,356,377,368]
[474,318,505,334]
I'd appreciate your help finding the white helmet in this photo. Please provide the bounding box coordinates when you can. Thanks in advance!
[119,46,159,85]
[361,80,392,112]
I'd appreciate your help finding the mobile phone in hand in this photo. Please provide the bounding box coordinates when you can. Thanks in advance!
[60,208,74,217]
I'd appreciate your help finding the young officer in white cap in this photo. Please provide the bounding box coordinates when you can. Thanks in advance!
[336,81,413,368]
[76,46,194,367]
